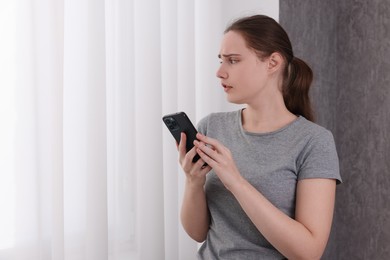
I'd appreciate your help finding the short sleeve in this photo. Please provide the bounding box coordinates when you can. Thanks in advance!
[297,130,342,184]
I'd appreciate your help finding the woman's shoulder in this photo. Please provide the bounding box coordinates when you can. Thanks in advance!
[293,117,338,165]
[197,110,240,134]
[201,110,238,121]
[295,116,334,140]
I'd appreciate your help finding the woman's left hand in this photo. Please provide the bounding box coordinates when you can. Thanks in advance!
[194,133,242,191]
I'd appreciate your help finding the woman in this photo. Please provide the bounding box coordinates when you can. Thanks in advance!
[178,15,341,259]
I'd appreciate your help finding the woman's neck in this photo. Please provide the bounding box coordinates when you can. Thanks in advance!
[241,97,297,133]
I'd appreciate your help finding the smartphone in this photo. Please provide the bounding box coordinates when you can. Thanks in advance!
[162,112,200,162]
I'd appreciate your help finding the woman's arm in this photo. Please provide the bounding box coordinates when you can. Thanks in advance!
[231,177,335,260]
[194,133,336,259]
[180,178,210,242]
[178,133,211,242]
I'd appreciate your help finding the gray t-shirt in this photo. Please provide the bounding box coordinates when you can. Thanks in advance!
[196,110,342,260]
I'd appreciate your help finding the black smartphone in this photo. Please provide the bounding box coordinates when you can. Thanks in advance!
[162,112,200,162]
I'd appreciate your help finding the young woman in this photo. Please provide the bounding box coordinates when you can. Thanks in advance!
[178,15,342,259]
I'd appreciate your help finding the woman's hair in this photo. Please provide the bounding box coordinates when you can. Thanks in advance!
[225,15,314,122]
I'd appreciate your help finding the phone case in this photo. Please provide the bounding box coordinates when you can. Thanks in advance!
[162,112,200,162]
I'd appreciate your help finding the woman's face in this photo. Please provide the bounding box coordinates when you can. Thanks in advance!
[216,30,271,105]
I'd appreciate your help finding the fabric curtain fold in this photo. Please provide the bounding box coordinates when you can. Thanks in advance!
[0,0,277,259]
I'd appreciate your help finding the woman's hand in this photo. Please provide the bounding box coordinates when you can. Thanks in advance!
[194,133,242,191]
[178,132,211,187]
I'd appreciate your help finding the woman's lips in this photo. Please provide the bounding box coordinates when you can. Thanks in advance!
[222,84,233,92]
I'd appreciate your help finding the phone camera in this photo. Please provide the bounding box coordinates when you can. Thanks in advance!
[164,117,179,131]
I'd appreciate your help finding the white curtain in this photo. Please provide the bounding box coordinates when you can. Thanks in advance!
[0,0,278,259]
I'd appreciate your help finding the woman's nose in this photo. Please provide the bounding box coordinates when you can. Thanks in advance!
[216,65,228,79]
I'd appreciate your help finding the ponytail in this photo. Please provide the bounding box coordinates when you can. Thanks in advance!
[283,57,314,121]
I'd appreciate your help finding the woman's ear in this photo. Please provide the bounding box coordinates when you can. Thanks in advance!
[267,52,283,73]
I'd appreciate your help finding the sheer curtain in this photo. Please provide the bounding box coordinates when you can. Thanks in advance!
[0,0,278,259]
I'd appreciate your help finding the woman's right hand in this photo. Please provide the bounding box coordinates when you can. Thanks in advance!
[178,132,211,187]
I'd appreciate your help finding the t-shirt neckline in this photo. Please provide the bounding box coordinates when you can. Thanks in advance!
[237,109,303,137]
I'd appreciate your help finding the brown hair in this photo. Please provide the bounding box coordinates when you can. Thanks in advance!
[225,15,314,121]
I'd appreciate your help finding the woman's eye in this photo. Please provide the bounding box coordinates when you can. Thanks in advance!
[218,58,238,64]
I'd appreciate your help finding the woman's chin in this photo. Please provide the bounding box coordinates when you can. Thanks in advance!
[226,96,244,105]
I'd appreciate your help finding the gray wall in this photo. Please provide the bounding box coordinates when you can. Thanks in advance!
[280,1,390,259]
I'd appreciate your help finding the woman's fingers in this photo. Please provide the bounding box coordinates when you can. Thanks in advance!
[194,138,223,164]
[196,133,221,149]
[178,132,187,159]
[194,141,211,157]
[193,157,211,173]
[179,132,202,170]
[196,146,216,167]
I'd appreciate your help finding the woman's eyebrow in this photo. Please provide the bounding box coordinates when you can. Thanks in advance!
[218,53,241,58]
